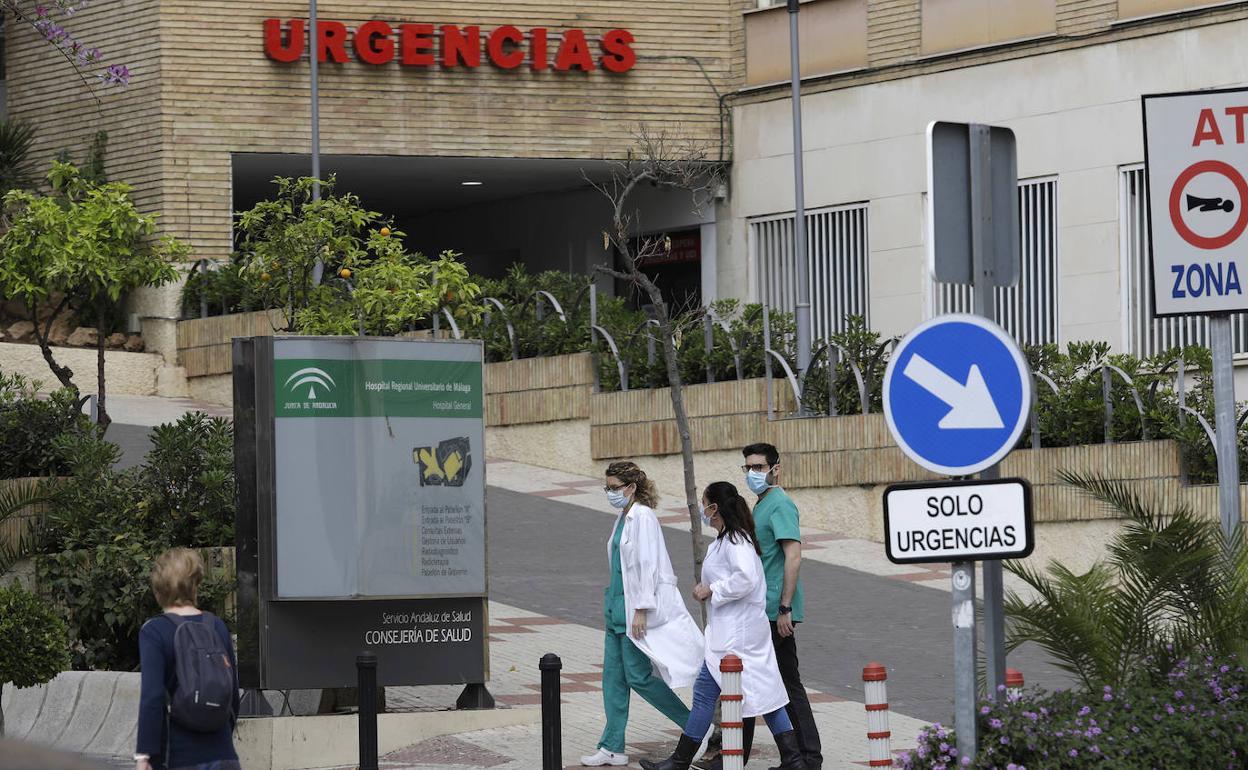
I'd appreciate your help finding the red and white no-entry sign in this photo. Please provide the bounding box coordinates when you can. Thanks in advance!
[1144,88,1248,315]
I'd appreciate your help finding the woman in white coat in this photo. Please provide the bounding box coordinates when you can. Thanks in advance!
[581,461,706,767]
[641,481,808,770]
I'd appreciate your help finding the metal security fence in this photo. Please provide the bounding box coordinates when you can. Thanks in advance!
[933,177,1059,346]
[1121,164,1248,356]
[750,202,871,340]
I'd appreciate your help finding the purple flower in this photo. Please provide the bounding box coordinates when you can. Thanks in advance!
[999,736,1010,745]
[34,5,48,17]
[1069,749,1079,757]
[989,719,1003,729]
[1078,705,1091,716]
[980,705,991,715]
[1175,690,1185,699]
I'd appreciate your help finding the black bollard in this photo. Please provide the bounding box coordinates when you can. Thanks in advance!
[357,651,379,770]
[539,653,562,770]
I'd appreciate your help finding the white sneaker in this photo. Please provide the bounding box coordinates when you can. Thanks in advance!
[581,748,629,766]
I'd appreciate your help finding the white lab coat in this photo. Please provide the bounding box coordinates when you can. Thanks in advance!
[611,503,705,688]
[702,534,789,718]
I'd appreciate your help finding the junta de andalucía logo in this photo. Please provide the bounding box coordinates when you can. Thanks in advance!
[284,366,337,400]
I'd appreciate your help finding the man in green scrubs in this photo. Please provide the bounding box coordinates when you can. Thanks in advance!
[741,442,822,770]
[586,510,691,766]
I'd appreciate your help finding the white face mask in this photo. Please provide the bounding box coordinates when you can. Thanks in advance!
[607,489,629,510]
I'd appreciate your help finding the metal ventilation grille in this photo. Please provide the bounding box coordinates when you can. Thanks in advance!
[933,177,1060,347]
[750,202,870,340]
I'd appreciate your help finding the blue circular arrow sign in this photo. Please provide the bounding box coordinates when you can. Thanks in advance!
[883,314,1031,476]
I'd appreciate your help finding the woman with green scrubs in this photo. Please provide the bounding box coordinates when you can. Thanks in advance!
[581,461,705,767]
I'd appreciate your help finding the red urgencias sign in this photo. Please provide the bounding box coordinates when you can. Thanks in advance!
[264,19,636,73]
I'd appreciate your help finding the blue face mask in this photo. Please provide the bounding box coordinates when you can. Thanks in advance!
[746,469,771,495]
[699,503,712,527]
[607,489,629,509]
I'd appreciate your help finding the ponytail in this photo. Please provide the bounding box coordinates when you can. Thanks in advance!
[703,481,761,555]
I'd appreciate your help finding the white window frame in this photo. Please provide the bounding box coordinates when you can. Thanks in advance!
[748,201,871,340]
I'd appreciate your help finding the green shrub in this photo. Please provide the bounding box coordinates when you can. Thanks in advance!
[36,413,236,670]
[0,581,70,687]
[0,374,90,480]
[901,655,1248,769]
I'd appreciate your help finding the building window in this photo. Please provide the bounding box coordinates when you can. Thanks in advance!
[750,202,870,340]
[1121,165,1248,356]
[932,177,1059,346]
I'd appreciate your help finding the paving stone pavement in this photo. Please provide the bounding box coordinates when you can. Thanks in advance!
[310,600,927,770]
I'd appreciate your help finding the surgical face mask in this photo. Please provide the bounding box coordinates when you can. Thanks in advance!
[699,503,712,527]
[746,469,771,495]
[607,489,629,509]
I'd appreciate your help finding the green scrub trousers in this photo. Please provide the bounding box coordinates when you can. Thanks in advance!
[598,515,691,753]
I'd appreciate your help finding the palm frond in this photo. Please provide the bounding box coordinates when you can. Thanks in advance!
[0,478,51,574]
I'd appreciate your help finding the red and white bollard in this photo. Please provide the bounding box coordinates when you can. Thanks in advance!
[863,662,892,768]
[719,654,745,770]
[1006,667,1024,699]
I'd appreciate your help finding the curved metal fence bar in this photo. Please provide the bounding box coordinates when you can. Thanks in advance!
[1029,372,1061,449]
[634,319,661,367]
[481,297,520,361]
[533,290,568,324]
[705,307,744,381]
[591,324,629,392]
[824,341,870,416]
[765,348,803,413]
[1179,404,1219,456]
[1101,364,1149,443]
[441,307,463,340]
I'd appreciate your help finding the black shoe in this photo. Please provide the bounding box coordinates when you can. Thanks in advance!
[640,733,701,770]
[698,717,754,769]
[767,730,809,770]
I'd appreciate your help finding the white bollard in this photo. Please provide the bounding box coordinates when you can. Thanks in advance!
[863,662,892,768]
[1006,667,1024,699]
[719,654,744,770]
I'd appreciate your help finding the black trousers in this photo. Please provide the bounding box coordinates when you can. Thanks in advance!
[770,620,822,768]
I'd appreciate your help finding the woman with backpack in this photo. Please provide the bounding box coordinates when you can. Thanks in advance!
[135,548,240,770]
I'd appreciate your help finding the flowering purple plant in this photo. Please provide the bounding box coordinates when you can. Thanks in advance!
[898,654,1248,769]
[4,0,130,89]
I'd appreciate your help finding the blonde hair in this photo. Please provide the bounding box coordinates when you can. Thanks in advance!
[150,548,204,609]
[605,461,659,508]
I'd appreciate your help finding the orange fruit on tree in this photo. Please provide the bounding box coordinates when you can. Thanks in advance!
[339,268,352,279]
[380,227,392,237]
[260,272,271,282]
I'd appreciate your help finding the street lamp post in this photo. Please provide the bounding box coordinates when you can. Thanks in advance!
[787,0,811,385]
[309,0,324,285]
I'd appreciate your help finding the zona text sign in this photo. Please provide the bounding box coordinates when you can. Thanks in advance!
[883,478,1033,564]
[1143,87,1248,315]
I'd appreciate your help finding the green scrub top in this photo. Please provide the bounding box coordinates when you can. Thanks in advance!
[753,486,805,622]
[604,514,627,633]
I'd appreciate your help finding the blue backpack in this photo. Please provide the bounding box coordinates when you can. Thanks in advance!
[165,612,236,732]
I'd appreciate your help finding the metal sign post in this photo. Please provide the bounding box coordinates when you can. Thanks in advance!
[914,120,1023,759]
[1142,89,1248,539]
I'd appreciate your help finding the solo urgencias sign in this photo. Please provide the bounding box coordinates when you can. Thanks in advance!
[264,19,636,72]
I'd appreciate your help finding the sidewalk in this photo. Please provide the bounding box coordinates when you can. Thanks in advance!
[340,599,927,770]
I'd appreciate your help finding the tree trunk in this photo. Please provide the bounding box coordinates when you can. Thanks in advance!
[95,296,111,430]
[27,299,74,390]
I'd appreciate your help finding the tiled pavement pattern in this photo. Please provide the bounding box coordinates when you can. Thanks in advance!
[341,600,928,770]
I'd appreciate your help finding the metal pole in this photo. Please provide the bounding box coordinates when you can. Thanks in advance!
[951,561,977,760]
[787,0,811,386]
[356,651,378,770]
[540,653,563,770]
[969,124,1006,705]
[309,0,325,285]
[1211,312,1241,538]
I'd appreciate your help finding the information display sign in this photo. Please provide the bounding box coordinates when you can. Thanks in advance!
[234,336,488,690]
[883,478,1033,565]
[1144,87,1248,315]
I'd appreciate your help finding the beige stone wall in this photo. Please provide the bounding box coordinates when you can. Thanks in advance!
[0,341,177,396]
[7,0,746,264]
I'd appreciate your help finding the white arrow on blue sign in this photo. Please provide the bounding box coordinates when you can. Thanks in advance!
[883,314,1031,476]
